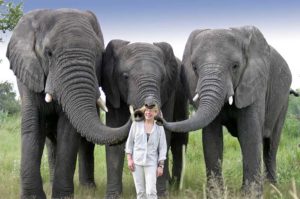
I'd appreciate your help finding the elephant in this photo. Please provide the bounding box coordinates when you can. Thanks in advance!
[101,40,189,198]
[161,26,292,195]
[6,9,131,199]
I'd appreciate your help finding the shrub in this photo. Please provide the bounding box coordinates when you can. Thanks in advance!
[0,81,20,115]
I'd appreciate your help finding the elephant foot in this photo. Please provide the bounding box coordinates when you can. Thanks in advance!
[157,190,169,199]
[241,182,263,199]
[104,192,121,199]
[265,174,277,185]
[52,189,74,199]
[206,177,225,199]
[21,193,46,199]
[80,181,96,189]
[51,194,74,199]
[169,176,180,190]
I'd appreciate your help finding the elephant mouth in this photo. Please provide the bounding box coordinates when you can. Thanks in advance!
[129,95,161,122]
[133,109,144,121]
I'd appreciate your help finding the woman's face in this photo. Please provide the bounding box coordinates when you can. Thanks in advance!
[144,108,158,121]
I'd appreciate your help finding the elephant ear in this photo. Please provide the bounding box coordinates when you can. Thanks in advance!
[232,26,270,108]
[85,10,104,86]
[182,29,207,104]
[153,42,178,100]
[6,11,45,92]
[102,39,129,108]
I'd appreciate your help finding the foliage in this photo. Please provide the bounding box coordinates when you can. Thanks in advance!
[0,109,8,123]
[0,0,23,34]
[0,0,23,62]
[288,89,300,119]
[0,81,20,115]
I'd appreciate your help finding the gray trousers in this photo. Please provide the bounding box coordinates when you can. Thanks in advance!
[132,164,157,199]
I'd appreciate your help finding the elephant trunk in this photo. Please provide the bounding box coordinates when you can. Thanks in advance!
[133,74,161,109]
[163,66,227,132]
[56,51,131,144]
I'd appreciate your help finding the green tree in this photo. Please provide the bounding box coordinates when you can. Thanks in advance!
[0,0,23,34]
[0,81,20,115]
[0,0,23,63]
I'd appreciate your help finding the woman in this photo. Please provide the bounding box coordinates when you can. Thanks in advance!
[125,103,167,199]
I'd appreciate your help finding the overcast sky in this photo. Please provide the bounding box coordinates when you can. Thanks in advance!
[1,0,300,93]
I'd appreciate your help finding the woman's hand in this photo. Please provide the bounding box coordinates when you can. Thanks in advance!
[157,166,164,177]
[128,159,135,172]
[127,154,135,172]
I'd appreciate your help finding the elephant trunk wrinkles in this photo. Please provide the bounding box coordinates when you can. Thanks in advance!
[56,51,131,144]
[163,67,226,132]
[135,74,161,108]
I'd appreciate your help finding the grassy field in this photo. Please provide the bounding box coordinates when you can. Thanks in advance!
[0,113,299,198]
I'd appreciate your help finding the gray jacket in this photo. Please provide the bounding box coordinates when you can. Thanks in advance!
[125,121,167,166]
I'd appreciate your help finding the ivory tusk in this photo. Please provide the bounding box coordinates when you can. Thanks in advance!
[45,93,52,103]
[229,96,233,105]
[97,97,108,112]
[129,105,135,121]
[193,93,199,102]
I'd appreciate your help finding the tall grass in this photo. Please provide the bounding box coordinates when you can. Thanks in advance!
[0,113,299,198]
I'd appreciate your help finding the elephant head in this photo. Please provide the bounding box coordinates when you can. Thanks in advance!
[162,26,270,132]
[6,9,131,144]
[102,40,178,115]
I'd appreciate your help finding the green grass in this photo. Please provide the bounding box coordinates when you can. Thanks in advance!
[0,114,299,198]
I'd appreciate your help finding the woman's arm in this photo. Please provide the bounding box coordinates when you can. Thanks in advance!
[158,126,167,165]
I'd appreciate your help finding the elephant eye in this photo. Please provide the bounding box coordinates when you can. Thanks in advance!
[123,72,129,79]
[192,63,198,75]
[232,64,239,70]
[192,63,197,72]
[45,48,53,57]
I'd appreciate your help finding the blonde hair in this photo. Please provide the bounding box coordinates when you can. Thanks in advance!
[139,104,159,113]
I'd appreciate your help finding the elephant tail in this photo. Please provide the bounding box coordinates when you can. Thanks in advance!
[290,89,299,97]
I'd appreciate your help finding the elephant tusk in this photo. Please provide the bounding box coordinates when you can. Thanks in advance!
[97,97,108,112]
[45,93,52,103]
[192,93,199,102]
[129,105,135,121]
[229,96,233,105]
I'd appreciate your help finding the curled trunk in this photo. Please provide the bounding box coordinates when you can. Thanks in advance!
[163,69,226,132]
[56,52,131,145]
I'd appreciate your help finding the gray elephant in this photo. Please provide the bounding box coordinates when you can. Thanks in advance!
[161,26,292,195]
[6,9,131,199]
[102,40,189,198]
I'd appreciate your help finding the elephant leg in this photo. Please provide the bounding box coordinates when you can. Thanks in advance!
[78,138,96,187]
[170,132,188,189]
[157,143,170,197]
[170,89,189,189]
[237,107,263,196]
[20,105,46,199]
[156,98,175,196]
[263,105,288,184]
[105,143,126,198]
[202,117,224,197]
[45,138,56,184]
[52,114,80,199]
[105,106,129,198]
[45,117,58,184]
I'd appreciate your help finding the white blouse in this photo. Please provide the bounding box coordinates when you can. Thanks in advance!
[125,121,167,166]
